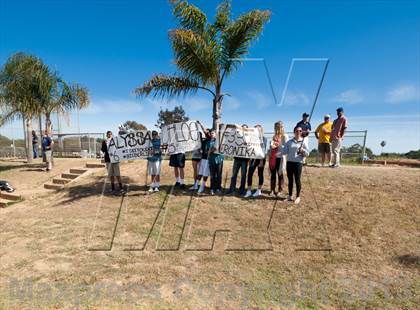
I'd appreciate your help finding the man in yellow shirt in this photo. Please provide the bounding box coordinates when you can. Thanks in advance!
[315,115,333,166]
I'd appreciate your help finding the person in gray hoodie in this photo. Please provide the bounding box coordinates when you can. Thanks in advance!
[281,126,309,204]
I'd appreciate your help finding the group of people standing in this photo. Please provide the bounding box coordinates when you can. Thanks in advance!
[101,107,348,205]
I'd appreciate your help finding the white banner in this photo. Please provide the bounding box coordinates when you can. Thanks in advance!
[161,120,203,154]
[108,131,153,163]
[216,124,265,159]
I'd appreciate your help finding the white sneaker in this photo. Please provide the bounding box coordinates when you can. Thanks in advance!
[198,184,205,193]
[287,195,293,202]
[252,189,261,198]
[244,190,252,198]
[189,185,198,191]
[294,197,301,204]
[154,187,159,192]
[148,187,154,193]
[210,190,215,196]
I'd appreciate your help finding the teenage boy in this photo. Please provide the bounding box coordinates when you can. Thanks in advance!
[101,131,124,193]
[169,151,186,189]
[227,124,250,196]
[208,129,224,195]
[296,112,311,150]
[41,130,53,171]
[32,130,39,159]
[147,131,162,192]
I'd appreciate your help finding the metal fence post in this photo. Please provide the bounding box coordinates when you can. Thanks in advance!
[88,133,91,157]
[361,130,368,164]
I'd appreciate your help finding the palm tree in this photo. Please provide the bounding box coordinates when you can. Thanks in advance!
[0,52,48,163]
[41,76,90,134]
[136,0,270,130]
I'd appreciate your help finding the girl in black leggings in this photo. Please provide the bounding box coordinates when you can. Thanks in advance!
[281,126,309,204]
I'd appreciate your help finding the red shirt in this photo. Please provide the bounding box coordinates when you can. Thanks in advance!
[331,116,348,140]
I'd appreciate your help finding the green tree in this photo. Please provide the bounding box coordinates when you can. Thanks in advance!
[123,120,147,131]
[0,52,46,163]
[136,0,270,130]
[155,105,189,129]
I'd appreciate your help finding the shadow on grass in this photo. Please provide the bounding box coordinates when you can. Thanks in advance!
[0,163,45,173]
[395,255,420,268]
[53,174,286,206]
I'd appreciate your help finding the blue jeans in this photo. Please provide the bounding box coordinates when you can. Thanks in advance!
[209,161,223,191]
[229,158,249,194]
[33,143,38,158]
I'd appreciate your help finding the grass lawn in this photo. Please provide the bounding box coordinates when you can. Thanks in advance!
[0,158,419,309]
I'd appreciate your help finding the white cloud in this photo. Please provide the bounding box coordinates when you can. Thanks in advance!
[385,84,419,103]
[224,96,240,110]
[334,89,363,104]
[281,91,310,106]
[185,97,211,112]
[246,91,271,109]
[84,98,144,114]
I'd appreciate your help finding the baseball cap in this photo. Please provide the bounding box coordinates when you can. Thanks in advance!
[324,114,331,118]
[336,107,344,113]
[302,112,309,117]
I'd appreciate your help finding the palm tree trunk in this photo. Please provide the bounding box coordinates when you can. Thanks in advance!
[45,112,52,134]
[212,85,223,130]
[25,116,33,163]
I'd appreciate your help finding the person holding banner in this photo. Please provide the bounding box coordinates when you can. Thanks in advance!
[169,151,186,189]
[245,125,268,198]
[191,148,202,184]
[281,126,309,204]
[269,121,288,196]
[147,131,162,192]
[208,129,224,195]
[196,129,213,194]
[226,124,250,196]
[101,131,124,193]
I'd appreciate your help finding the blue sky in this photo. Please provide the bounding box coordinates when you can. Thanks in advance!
[0,0,419,153]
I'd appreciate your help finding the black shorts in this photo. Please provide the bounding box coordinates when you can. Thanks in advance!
[318,143,331,154]
[169,153,186,168]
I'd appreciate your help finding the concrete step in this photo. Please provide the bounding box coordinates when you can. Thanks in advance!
[69,168,88,175]
[44,183,64,190]
[52,178,71,185]
[86,163,105,168]
[61,173,80,179]
[0,198,11,208]
[0,192,22,201]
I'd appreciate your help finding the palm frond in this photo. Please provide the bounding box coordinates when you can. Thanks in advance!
[171,0,207,34]
[170,29,219,85]
[213,0,232,32]
[220,10,270,75]
[135,74,214,99]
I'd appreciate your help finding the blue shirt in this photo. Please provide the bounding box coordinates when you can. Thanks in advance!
[296,120,311,137]
[208,138,224,165]
[41,136,52,151]
[148,138,162,162]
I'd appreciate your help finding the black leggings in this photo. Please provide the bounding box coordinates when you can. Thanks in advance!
[270,157,284,191]
[247,159,265,187]
[286,161,302,197]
